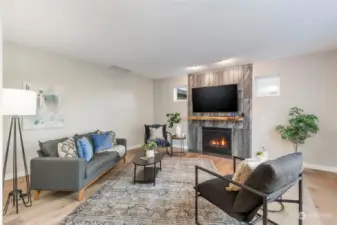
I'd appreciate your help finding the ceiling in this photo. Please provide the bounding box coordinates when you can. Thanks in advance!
[3,0,337,79]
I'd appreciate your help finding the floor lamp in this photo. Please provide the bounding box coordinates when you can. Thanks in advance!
[2,88,37,214]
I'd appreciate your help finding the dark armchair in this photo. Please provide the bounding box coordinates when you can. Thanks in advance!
[144,124,173,156]
[195,153,303,225]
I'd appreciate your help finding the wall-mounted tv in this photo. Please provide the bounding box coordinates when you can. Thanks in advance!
[192,84,238,113]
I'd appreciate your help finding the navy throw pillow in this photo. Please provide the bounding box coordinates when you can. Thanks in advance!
[91,132,113,153]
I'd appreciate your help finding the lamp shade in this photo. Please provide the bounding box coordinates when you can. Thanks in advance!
[2,88,37,116]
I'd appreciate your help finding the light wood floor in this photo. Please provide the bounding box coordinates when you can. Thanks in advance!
[3,149,336,225]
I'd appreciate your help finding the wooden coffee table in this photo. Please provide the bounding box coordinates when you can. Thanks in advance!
[132,151,163,186]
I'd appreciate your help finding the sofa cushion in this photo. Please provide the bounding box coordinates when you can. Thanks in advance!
[234,153,303,213]
[197,175,247,222]
[39,137,68,157]
[91,132,113,153]
[74,131,99,149]
[98,130,117,146]
[77,137,94,163]
[85,151,120,178]
[57,137,77,158]
[95,145,126,157]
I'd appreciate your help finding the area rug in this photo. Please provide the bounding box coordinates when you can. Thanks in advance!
[59,157,245,225]
[59,157,321,225]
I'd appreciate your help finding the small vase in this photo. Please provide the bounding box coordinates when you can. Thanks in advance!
[175,124,182,137]
[145,149,155,158]
[256,152,268,162]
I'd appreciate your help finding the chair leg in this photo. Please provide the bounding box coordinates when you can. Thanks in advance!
[195,166,199,225]
[299,176,303,225]
[33,190,40,200]
[263,197,268,225]
[123,155,126,164]
[195,193,199,224]
[77,188,85,201]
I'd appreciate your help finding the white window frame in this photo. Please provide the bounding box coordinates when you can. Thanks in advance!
[255,75,280,97]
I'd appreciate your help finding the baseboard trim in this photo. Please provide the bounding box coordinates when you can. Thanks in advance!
[5,171,28,181]
[128,144,142,150]
[304,162,337,173]
[172,144,188,150]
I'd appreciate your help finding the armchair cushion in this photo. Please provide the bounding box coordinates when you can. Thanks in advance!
[234,152,303,213]
[152,138,170,147]
[145,124,167,142]
[197,175,247,222]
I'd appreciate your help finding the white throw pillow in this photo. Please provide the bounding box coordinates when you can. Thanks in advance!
[58,137,77,158]
[149,126,164,140]
[95,145,126,157]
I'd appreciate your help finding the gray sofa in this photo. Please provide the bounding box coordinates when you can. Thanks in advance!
[30,131,127,201]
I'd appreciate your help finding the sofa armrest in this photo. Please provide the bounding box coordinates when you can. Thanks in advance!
[30,157,85,191]
[116,138,127,150]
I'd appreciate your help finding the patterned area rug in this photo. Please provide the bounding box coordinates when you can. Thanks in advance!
[59,156,244,225]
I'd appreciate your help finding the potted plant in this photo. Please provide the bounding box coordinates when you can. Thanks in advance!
[255,147,268,162]
[142,141,157,158]
[166,112,182,137]
[276,107,319,152]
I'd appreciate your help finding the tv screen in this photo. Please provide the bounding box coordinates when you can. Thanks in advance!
[192,84,238,112]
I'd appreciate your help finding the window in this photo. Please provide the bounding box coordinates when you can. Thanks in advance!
[173,86,187,102]
[255,75,280,97]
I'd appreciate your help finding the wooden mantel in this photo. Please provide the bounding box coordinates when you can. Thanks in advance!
[188,116,244,121]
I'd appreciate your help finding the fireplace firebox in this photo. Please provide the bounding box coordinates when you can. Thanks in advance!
[202,127,232,156]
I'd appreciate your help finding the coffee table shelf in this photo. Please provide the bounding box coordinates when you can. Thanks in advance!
[134,167,160,184]
[132,152,163,186]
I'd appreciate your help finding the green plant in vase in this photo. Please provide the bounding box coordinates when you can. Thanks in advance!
[166,112,182,137]
[276,107,319,152]
[142,141,157,158]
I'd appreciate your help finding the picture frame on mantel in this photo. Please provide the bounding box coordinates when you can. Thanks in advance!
[255,75,280,97]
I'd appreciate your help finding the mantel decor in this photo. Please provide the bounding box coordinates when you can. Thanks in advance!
[166,112,182,137]
[2,88,37,214]
[188,116,244,121]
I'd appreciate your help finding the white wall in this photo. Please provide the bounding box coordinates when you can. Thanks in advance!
[1,14,4,216]
[253,50,337,169]
[3,42,154,177]
[154,76,188,146]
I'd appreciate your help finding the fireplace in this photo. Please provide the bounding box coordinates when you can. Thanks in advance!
[202,127,232,156]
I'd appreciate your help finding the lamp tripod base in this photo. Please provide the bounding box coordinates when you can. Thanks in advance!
[3,189,32,215]
[2,116,32,215]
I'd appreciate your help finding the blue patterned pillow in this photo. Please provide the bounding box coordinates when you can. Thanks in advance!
[91,133,113,153]
[76,137,94,163]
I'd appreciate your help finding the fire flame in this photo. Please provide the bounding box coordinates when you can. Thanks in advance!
[210,137,228,147]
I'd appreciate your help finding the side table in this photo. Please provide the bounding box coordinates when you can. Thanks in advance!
[171,135,186,156]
